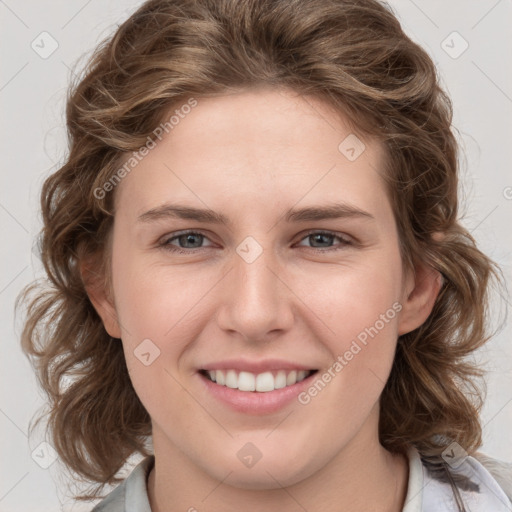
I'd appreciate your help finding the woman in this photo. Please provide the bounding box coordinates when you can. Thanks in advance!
[18,0,512,510]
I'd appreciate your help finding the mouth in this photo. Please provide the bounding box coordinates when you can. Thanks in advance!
[198,368,318,393]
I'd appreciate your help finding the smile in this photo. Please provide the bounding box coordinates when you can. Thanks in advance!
[199,369,317,392]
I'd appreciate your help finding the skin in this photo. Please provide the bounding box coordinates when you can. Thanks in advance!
[86,87,441,512]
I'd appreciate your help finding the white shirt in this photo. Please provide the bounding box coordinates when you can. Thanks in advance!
[92,446,512,511]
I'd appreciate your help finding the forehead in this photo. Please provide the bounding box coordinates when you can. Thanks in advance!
[114,88,391,225]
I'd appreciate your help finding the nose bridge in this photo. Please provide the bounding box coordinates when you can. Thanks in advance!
[216,235,293,340]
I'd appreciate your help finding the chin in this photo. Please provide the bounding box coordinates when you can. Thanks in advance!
[206,454,315,490]
[222,469,306,491]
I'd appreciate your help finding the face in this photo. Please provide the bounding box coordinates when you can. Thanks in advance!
[90,87,438,489]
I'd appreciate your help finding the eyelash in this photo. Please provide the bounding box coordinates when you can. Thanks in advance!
[158,229,354,254]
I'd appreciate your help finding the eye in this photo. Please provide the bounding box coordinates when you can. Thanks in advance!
[159,230,214,253]
[158,229,353,255]
[295,230,353,252]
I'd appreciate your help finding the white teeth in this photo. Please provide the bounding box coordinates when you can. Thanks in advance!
[238,371,256,391]
[215,370,225,385]
[286,370,297,386]
[274,370,287,389]
[255,372,274,392]
[225,370,238,389]
[203,369,313,392]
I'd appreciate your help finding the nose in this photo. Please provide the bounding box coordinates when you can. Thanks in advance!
[215,241,294,342]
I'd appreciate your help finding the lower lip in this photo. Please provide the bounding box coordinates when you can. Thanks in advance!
[197,371,318,415]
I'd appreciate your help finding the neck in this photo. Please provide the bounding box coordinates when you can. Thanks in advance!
[147,418,409,512]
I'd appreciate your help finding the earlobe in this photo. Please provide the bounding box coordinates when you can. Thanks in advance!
[80,261,122,339]
[397,263,443,336]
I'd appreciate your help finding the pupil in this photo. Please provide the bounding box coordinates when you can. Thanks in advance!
[312,233,331,247]
[181,233,202,248]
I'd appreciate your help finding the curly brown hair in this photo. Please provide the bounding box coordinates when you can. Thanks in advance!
[16,0,503,500]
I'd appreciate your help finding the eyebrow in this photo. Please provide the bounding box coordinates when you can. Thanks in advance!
[137,202,375,225]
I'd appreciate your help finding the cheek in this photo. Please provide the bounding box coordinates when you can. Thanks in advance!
[294,254,403,400]
[113,264,205,416]
[297,267,402,421]
[295,255,403,337]
[111,253,224,411]
[111,223,208,326]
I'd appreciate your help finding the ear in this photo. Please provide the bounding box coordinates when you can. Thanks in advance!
[81,260,122,339]
[397,261,443,336]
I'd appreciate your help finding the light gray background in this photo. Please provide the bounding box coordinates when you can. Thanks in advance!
[1,0,511,510]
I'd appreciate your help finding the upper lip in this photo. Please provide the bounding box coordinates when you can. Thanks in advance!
[199,358,317,374]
